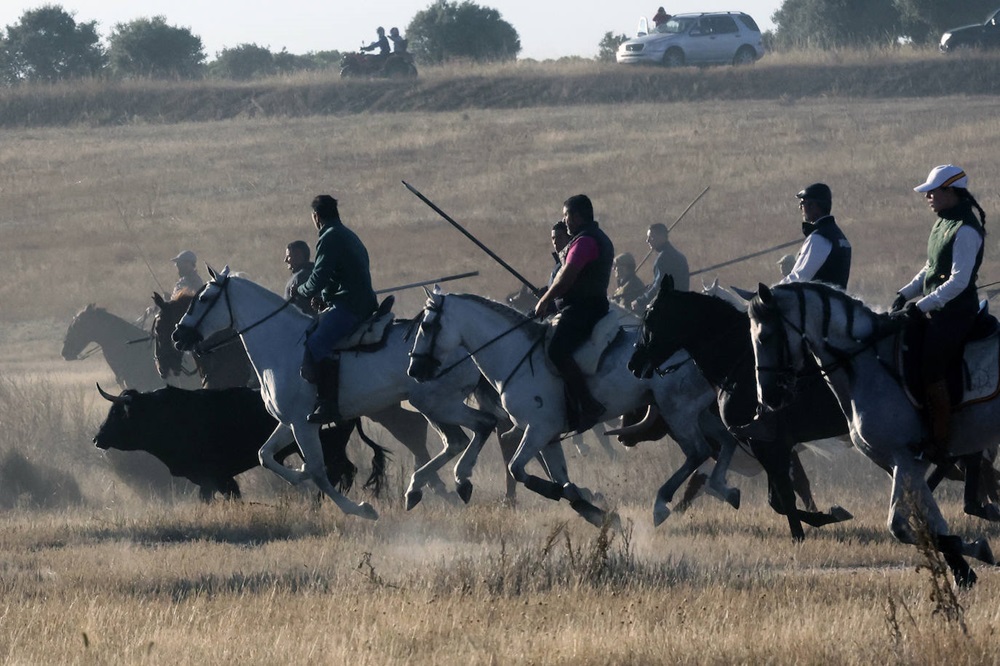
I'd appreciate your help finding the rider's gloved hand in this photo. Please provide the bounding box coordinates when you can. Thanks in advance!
[889,292,908,314]
[889,302,918,320]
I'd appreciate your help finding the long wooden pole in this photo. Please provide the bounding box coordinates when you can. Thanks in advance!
[635,185,711,272]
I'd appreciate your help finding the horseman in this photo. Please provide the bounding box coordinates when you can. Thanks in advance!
[297,194,378,424]
[283,239,316,315]
[779,183,852,289]
[171,250,204,299]
[634,223,689,311]
[534,194,615,432]
[890,165,988,462]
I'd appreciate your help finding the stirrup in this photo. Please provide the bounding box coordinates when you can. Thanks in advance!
[307,401,342,425]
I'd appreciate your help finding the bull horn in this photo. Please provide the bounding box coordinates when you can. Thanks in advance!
[96,383,127,404]
[604,404,661,437]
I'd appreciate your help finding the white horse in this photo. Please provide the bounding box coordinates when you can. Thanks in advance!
[172,268,497,519]
[750,282,998,587]
[407,290,742,527]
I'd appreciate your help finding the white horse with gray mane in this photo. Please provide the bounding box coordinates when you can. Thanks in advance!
[172,267,497,519]
[408,290,743,527]
[750,281,998,587]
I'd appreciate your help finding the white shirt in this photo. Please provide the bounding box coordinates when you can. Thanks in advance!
[898,225,982,312]
[777,216,834,285]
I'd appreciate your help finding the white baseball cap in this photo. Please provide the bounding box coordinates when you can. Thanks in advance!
[914,165,968,192]
[171,250,197,263]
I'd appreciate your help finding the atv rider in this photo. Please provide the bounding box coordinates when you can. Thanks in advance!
[389,27,408,54]
[362,27,390,57]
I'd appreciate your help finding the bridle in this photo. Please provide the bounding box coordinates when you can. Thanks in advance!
[409,294,544,381]
[177,277,293,353]
[753,285,896,387]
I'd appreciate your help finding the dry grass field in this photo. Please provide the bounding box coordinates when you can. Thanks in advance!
[3,54,1000,663]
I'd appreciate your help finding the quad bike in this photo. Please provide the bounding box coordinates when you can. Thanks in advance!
[340,52,418,79]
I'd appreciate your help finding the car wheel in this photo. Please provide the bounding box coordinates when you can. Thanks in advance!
[733,46,757,66]
[663,48,685,68]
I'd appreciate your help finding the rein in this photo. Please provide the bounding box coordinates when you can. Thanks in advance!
[188,278,295,354]
[414,296,544,378]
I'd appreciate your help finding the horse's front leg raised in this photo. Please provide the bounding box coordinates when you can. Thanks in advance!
[289,421,378,520]
[259,423,309,486]
[405,422,470,510]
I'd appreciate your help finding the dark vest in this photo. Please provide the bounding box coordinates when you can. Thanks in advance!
[924,201,984,303]
[807,216,851,289]
[560,222,614,309]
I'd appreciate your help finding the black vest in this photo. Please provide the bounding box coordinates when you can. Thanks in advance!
[560,222,614,309]
[807,216,851,289]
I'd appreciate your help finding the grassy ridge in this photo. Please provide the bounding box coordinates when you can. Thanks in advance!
[2,51,1000,128]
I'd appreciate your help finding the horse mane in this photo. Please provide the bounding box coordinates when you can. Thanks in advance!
[453,292,544,333]
[751,282,884,324]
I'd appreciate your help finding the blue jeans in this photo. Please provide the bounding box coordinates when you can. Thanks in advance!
[306,307,361,360]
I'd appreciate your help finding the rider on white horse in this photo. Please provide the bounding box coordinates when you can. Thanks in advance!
[296,194,378,424]
[889,165,988,462]
[533,194,615,432]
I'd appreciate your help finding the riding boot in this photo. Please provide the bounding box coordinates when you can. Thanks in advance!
[558,359,606,433]
[307,355,343,425]
[923,380,952,463]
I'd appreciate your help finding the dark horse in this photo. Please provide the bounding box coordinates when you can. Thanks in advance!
[62,304,164,391]
[152,291,256,389]
[628,278,854,540]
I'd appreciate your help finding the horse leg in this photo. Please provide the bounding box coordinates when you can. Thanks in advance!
[289,421,378,520]
[887,462,985,589]
[259,423,309,486]
[368,406,447,496]
[674,468,709,514]
[451,409,501,504]
[653,449,709,527]
[958,453,1000,522]
[699,410,741,509]
[404,422,471,510]
[790,449,819,512]
[498,425,520,505]
[592,425,618,461]
[749,437,805,541]
[538,439,609,528]
[509,425,567,503]
[219,477,241,500]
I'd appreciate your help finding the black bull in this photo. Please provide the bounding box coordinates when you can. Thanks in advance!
[93,385,388,501]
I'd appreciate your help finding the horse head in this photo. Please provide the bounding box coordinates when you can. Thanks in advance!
[629,276,684,378]
[748,283,801,412]
[61,304,98,360]
[153,291,191,377]
[172,266,232,352]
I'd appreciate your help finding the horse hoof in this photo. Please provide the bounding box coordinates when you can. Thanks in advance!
[829,505,854,522]
[726,488,741,510]
[356,502,379,521]
[973,538,996,566]
[457,480,473,504]
[956,566,978,589]
[965,503,1000,523]
[570,499,605,528]
[405,489,423,511]
[653,503,671,527]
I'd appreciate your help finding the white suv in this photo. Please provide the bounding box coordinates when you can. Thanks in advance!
[616,12,764,67]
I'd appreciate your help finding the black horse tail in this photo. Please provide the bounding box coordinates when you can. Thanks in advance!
[354,419,391,497]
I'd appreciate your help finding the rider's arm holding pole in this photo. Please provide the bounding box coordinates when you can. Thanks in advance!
[534,262,583,317]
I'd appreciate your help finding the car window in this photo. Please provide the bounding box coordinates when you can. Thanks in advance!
[662,17,697,34]
[704,16,739,35]
[737,14,761,33]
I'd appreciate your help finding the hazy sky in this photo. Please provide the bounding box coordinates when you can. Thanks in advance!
[0,2,783,61]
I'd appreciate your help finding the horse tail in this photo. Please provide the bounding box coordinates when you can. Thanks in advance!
[355,419,391,497]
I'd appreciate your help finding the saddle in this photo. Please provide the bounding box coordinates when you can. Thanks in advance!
[544,309,622,376]
[331,295,396,352]
[897,301,1000,410]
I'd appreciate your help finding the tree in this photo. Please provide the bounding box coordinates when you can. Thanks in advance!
[407,1,521,64]
[108,16,205,79]
[210,43,275,80]
[0,5,104,84]
[772,0,901,49]
[893,0,999,44]
[597,31,628,63]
